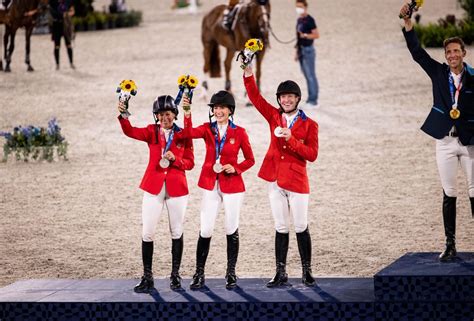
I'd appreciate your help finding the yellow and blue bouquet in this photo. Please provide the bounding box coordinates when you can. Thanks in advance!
[175,74,199,108]
[116,79,138,117]
[237,38,264,69]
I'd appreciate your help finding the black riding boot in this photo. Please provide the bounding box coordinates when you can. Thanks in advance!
[170,235,183,290]
[54,48,60,69]
[225,229,239,289]
[134,241,154,293]
[267,231,289,288]
[470,197,474,218]
[190,235,211,289]
[296,228,316,286]
[67,47,75,69]
[439,191,457,262]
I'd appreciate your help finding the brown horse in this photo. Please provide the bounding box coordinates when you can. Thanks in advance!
[1,0,48,72]
[201,0,270,93]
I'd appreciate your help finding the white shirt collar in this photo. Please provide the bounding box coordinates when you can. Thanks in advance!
[283,110,299,126]
[451,70,464,87]
[217,123,228,139]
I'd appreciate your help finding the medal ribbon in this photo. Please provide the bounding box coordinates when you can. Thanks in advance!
[159,126,175,156]
[281,110,301,129]
[213,122,228,161]
[449,71,464,108]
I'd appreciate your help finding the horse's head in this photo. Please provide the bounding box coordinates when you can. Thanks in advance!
[247,0,271,46]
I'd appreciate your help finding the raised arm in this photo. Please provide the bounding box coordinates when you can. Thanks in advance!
[180,95,208,139]
[118,102,151,142]
[400,2,441,78]
[243,66,277,122]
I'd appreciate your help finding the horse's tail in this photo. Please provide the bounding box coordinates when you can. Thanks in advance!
[206,39,221,78]
[202,13,221,78]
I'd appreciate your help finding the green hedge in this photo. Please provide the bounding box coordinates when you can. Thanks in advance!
[414,20,474,47]
[72,10,142,32]
[459,0,474,21]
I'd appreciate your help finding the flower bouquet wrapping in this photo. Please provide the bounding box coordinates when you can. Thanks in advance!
[116,80,138,118]
[0,118,68,162]
[237,38,264,69]
[175,74,199,112]
[399,0,423,18]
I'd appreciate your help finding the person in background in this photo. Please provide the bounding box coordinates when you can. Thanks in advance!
[50,0,75,70]
[295,0,320,109]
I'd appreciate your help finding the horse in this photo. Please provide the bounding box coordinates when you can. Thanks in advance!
[1,0,48,72]
[201,0,270,94]
[0,5,7,70]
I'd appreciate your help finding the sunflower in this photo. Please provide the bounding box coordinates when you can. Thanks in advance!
[245,38,263,52]
[178,75,187,86]
[119,79,137,92]
[187,75,199,88]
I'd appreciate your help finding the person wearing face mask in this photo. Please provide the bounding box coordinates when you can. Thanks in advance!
[400,3,474,262]
[118,95,194,293]
[243,65,319,287]
[295,0,320,109]
[180,91,255,290]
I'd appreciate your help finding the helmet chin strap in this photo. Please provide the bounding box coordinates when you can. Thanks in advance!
[208,107,215,130]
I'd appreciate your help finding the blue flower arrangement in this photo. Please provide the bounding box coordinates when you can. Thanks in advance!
[0,118,68,162]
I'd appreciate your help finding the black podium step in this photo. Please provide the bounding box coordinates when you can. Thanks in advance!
[2,252,473,321]
[0,278,375,321]
[374,252,474,302]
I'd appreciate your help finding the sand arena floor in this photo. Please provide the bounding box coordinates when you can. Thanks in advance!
[0,0,473,287]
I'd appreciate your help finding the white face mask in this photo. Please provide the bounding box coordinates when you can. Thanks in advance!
[296,7,305,16]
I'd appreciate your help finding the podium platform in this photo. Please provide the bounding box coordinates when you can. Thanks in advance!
[0,252,473,321]
[0,278,374,321]
[374,252,474,321]
[374,252,474,302]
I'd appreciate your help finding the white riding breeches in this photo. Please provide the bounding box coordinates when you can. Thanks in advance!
[436,136,474,198]
[199,182,244,238]
[141,184,188,242]
[268,182,309,233]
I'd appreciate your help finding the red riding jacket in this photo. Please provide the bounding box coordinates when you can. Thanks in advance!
[182,114,255,193]
[118,116,194,197]
[244,74,319,194]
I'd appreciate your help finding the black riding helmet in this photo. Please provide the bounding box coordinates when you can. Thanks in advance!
[152,95,178,144]
[276,80,301,113]
[208,90,236,115]
[276,80,301,97]
[153,95,178,120]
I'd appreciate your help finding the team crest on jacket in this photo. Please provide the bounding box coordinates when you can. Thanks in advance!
[230,138,235,144]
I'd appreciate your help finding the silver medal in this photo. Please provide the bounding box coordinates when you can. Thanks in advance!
[274,126,284,137]
[213,163,223,173]
[159,158,170,169]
